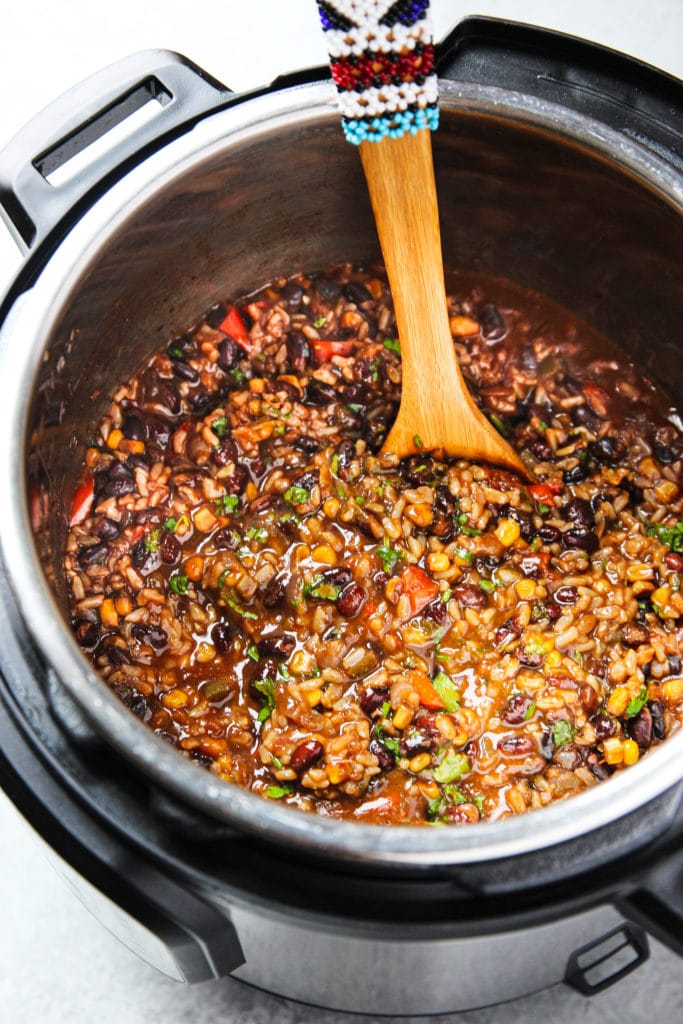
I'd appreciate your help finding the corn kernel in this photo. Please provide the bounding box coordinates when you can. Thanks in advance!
[114,595,131,616]
[651,585,672,610]
[417,779,440,801]
[106,428,123,450]
[449,314,480,337]
[392,705,414,730]
[496,518,521,546]
[427,552,450,573]
[662,677,683,703]
[185,556,204,582]
[638,457,659,480]
[248,377,265,393]
[193,506,218,532]
[244,481,257,502]
[653,481,679,504]
[623,739,640,766]
[327,763,342,785]
[195,642,215,663]
[544,649,562,670]
[291,649,316,675]
[606,686,631,716]
[406,503,434,528]
[323,497,340,519]
[312,544,338,566]
[100,598,119,628]
[306,688,324,707]
[162,689,189,709]
[409,752,432,773]
[515,578,536,600]
[118,438,145,455]
[603,737,624,765]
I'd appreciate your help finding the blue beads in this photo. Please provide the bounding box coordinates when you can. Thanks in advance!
[342,104,439,144]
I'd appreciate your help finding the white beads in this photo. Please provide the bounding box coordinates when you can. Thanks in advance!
[338,76,438,119]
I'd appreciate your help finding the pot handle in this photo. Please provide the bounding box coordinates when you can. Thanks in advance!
[616,838,683,959]
[435,17,683,171]
[0,50,230,254]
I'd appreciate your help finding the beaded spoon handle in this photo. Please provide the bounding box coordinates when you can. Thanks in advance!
[317,0,528,476]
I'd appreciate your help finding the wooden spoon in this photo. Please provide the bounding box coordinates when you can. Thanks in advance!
[359,130,529,478]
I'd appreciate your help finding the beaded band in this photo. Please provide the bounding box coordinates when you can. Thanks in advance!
[316,0,439,144]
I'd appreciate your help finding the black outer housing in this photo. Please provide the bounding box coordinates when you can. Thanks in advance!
[1,17,683,987]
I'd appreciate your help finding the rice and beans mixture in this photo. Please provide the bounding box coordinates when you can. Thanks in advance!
[64,265,683,825]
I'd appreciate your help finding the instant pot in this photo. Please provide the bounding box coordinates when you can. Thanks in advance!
[0,18,682,1015]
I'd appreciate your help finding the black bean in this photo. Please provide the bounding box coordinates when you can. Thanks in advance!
[322,567,353,589]
[653,443,675,464]
[404,456,438,487]
[423,598,448,625]
[668,655,682,675]
[554,585,578,605]
[622,622,649,648]
[536,524,561,544]
[475,555,499,577]
[498,735,534,755]
[281,282,304,308]
[540,730,554,760]
[159,531,180,565]
[343,280,372,304]
[206,304,227,328]
[173,360,200,385]
[517,648,543,668]
[121,412,146,441]
[479,303,506,341]
[337,582,366,617]
[546,602,561,621]
[259,634,296,658]
[131,541,161,575]
[290,739,324,772]
[580,685,599,716]
[563,497,594,527]
[359,686,391,716]
[628,706,653,750]
[130,696,152,722]
[585,750,611,780]
[495,617,522,644]
[650,699,666,740]
[77,543,109,568]
[286,329,310,374]
[212,438,239,469]
[99,640,131,666]
[563,463,589,485]
[262,575,286,608]
[572,403,602,433]
[369,738,396,770]
[527,437,554,462]
[224,465,248,495]
[587,436,626,465]
[315,278,341,302]
[399,731,434,758]
[146,417,172,450]
[131,624,167,650]
[591,712,617,740]
[94,517,121,541]
[211,621,232,654]
[306,379,337,406]
[133,507,163,526]
[73,618,100,649]
[553,745,582,770]
[562,527,599,553]
[101,461,135,497]
[217,337,239,372]
[143,378,181,416]
[503,694,535,725]
[296,435,320,455]
[453,583,488,609]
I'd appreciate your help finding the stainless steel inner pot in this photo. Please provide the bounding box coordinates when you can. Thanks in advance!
[2,79,682,873]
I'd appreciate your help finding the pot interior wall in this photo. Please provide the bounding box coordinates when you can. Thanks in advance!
[27,101,683,611]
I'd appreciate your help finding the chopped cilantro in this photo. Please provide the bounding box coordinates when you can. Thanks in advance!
[480,579,496,593]
[380,700,391,718]
[432,670,461,713]
[626,687,648,718]
[224,588,258,619]
[215,494,240,515]
[271,755,284,771]
[433,750,470,784]
[167,345,183,359]
[312,316,327,329]
[245,526,268,543]
[230,367,247,386]
[347,402,363,413]
[265,783,293,799]
[337,484,345,500]
[169,573,189,595]
[537,502,550,515]
[383,337,401,354]
[247,644,260,662]
[284,485,311,505]
[303,573,341,602]
[453,499,482,537]
[551,720,575,747]
[376,537,404,573]
[144,529,160,553]
[538,421,549,432]
[646,520,683,553]
[212,416,228,438]
[454,547,475,565]
[331,453,340,476]
[413,434,423,449]
[253,677,275,721]
[355,496,365,506]
[524,700,537,721]
[162,515,188,533]
[441,587,452,604]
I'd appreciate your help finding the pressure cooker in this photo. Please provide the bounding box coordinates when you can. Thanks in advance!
[0,18,681,1015]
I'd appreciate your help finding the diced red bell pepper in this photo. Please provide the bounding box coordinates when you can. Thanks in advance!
[408,669,447,711]
[218,305,251,351]
[311,339,354,366]
[399,565,439,618]
[528,482,561,505]
[70,476,94,526]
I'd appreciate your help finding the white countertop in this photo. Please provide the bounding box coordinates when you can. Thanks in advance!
[1,2,682,1021]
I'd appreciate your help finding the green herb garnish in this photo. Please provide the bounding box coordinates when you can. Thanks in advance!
[212,416,228,438]
[646,520,683,553]
[432,671,461,713]
[284,485,311,505]
[551,720,575,747]
[331,453,340,476]
[144,529,160,553]
[453,498,482,537]
[223,588,258,620]
[247,644,260,662]
[303,573,341,602]
[169,573,189,595]
[245,526,268,543]
[413,434,423,449]
[265,783,293,799]
[480,579,496,594]
[312,316,327,329]
[433,750,470,784]
[253,677,276,721]
[383,337,401,354]
[376,537,404,573]
[626,687,648,718]
[215,494,240,515]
